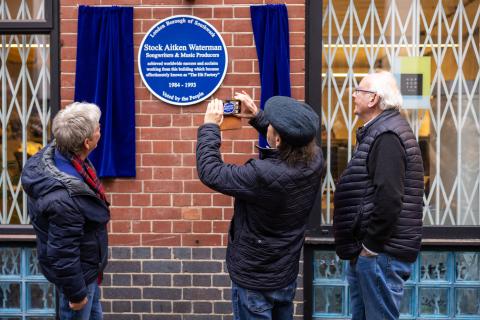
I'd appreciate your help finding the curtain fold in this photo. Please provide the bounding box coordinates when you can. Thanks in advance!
[75,6,135,177]
[250,4,292,148]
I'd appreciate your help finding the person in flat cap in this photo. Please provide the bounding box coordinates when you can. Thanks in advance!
[196,92,324,320]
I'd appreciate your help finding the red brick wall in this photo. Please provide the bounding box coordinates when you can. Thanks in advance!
[60,0,306,248]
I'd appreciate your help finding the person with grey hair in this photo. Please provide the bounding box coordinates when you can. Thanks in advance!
[333,71,424,319]
[21,102,110,320]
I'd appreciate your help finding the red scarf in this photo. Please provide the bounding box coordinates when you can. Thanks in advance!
[70,155,108,204]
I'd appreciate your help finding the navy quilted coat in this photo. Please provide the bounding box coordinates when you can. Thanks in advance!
[21,143,110,302]
[196,113,324,290]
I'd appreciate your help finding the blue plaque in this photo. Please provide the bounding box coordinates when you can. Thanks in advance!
[138,15,228,106]
[223,101,235,114]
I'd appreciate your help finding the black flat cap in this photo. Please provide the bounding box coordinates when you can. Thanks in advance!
[264,96,319,146]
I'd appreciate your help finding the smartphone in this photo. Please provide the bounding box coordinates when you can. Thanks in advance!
[223,100,241,115]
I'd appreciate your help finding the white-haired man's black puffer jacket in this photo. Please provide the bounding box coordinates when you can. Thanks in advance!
[333,110,424,263]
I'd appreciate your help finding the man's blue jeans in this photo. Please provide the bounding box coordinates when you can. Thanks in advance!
[59,281,102,320]
[232,280,297,320]
[347,253,412,320]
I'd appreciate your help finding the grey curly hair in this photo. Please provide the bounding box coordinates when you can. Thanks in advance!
[52,102,101,155]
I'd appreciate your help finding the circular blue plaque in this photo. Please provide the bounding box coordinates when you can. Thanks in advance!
[138,15,228,106]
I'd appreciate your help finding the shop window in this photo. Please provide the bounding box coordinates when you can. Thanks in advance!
[319,0,480,227]
[0,0,59,225]
[0,0,46,21]
[0,33,51,224]
[312,250,480,319]
[0,246,55,319]
[304,0,480,319]
[0,1,59,318]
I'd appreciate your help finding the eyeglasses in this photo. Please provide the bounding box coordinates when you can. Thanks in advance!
[352,87,377,95]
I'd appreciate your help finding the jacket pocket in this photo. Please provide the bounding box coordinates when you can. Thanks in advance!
[352,207,363,240]
[237,235,284,270]
[228,219,236,244]
[95,230,103,271]
[386,256,412,292]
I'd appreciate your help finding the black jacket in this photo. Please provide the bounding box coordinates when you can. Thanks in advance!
[21,143,110,302]
[196,112,324,290]
[333,110,424,262]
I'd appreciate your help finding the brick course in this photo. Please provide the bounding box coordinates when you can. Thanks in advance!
[60,0,306,318]
[102,247,304,319]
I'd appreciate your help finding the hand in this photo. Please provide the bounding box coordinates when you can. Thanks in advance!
[234,91,259,118]
[69,297,88,311]
[204,98,224,126]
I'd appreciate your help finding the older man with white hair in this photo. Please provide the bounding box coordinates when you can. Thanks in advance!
[22,102,110,320]
[333,71,424,320]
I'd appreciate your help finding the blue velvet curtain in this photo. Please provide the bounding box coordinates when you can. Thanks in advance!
[75,6,135,177]
[250,4,291,148]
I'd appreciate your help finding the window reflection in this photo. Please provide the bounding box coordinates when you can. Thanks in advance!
[321,0,480,226]
[0,0,45,21]
[0,34,51,225]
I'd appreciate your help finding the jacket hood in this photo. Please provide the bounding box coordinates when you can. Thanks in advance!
[21,143,96,200]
